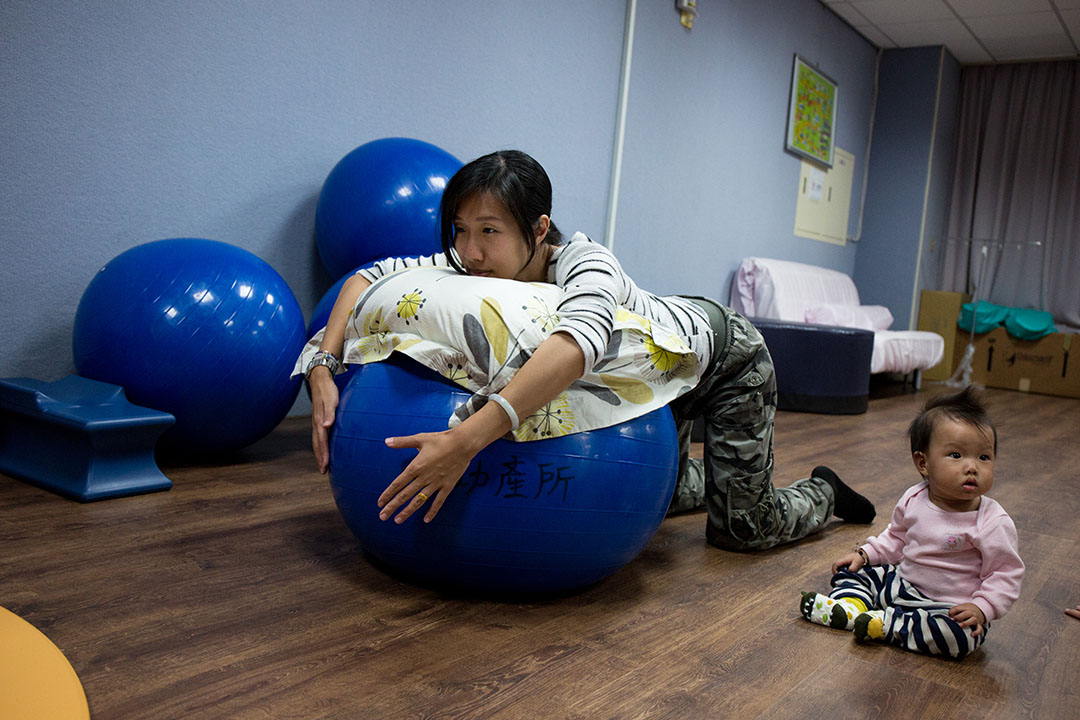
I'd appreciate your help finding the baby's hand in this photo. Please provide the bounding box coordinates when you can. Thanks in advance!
[949,603,987,636]
[831,552,864,574]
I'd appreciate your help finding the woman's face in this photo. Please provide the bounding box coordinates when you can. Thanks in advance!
[452,192,549,282]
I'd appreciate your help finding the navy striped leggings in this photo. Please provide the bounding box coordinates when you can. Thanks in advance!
[831,564,987,659]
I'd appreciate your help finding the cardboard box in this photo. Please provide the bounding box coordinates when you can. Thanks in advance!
[969,327,1079,399]
[916,290,970,382]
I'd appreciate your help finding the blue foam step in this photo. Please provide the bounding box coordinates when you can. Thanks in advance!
[0,375,174,501]
[751,319,874,414]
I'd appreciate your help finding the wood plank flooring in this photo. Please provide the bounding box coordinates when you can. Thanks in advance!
[2,386,1078,719]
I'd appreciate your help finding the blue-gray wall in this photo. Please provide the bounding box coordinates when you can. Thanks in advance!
[4,0,924,418]
[853,46,961,329]
[920,51,961,308]
[617,0,877,297]
[1,0,624,408]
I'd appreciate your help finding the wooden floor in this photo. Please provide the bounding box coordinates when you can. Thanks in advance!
[2,386,1079,719]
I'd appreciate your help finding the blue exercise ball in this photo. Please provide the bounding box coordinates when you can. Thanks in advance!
[73,238,306,453]
[307,262,377,339]
[308,272,351,341]
[314,138,462,278]
[329,357,680,595]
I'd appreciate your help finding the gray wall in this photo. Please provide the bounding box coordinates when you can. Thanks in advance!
[617,0,878,298]
[3,0,899,417]
[920,51,961,309]
[853,46,961,329]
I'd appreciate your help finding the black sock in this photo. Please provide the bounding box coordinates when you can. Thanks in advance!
[812,465,876,523]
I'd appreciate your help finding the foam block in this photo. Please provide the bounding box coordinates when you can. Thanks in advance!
[752,320,874,414]
[0,375,174,501]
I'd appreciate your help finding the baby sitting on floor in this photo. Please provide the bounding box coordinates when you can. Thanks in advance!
[799,385,1024,659]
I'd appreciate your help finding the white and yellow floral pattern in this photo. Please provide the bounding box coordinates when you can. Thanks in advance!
[295,267,702,442]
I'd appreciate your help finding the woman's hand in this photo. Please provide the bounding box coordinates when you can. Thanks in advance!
[832,552,865,574]
[309,367,339,474]
[949,603,987,636]
[1066,605,1080,620]
[308,272,372,473]
[377,429,481,524]
[377,331,587,524]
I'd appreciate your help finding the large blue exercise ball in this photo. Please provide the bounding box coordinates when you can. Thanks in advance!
[73,238,306,453]
[307,262,377,339]
[314,138,462,278]
[307,272,352,341]
[329,357,680,595]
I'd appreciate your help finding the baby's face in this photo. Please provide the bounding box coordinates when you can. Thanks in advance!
[914,417,996,512]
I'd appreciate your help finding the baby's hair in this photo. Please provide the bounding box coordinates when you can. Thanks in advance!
[908,384,997,454]
[439,150,564,274]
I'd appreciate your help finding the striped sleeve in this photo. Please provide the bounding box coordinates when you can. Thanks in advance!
[548,238,628,374]
[355,253,450,282]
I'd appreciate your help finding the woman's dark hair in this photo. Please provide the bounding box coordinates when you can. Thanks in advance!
[908,384,998,454]
[439,150,564,274]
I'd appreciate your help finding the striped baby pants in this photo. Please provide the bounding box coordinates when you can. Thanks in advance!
[832,564,987,659]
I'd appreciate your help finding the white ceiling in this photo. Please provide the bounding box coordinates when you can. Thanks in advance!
[821,0,1080,64]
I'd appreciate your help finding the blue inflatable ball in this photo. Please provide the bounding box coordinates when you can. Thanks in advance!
[73,238,307,453]
[308,272,352,340]
[315,138,462,278]
[307,262,379,339]
[329,357,680,595]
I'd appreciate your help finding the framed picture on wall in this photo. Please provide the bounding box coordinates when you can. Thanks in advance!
[785,54,838,167]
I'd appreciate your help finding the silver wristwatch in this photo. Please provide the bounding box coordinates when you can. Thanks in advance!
[305,351,341,379]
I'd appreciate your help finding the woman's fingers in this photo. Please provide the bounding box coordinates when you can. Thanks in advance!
[393,487,435,524]
[378,479,434,523]
[310,408,330,473]
[376,461,415,509]
[377,432,472,523]
[424,491,450,523]
[311,410,332,473]
[309,376,339,473]
[311,377,339,472]
[314,426,329,474]
[376,434,437,506]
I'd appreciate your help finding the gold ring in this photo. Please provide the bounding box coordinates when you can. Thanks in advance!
[416,492,429,503]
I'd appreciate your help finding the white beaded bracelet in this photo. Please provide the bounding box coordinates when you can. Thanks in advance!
[488,393,520,431]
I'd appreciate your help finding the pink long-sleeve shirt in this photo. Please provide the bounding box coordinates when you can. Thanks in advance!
[861,482,1024,622]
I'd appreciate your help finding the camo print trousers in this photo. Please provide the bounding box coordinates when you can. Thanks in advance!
[667,299,834,551]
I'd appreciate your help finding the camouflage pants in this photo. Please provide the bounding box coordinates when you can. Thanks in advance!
[668,299,834,551]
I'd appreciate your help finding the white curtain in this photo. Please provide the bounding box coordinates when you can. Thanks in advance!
[940,60,1080,331]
